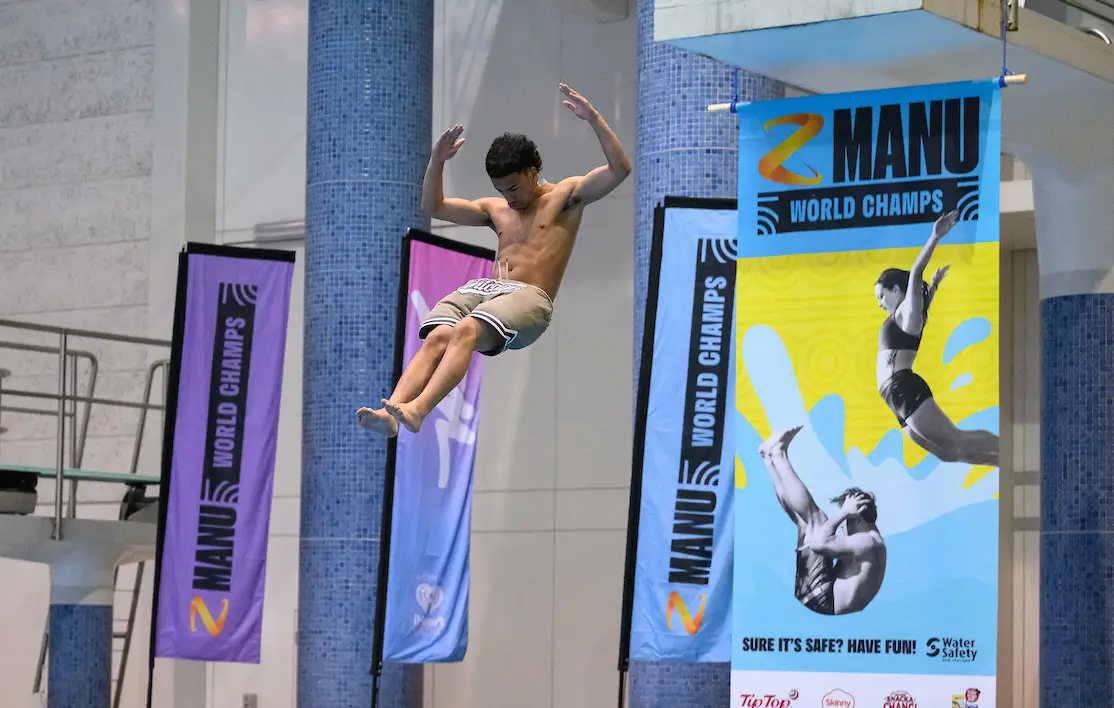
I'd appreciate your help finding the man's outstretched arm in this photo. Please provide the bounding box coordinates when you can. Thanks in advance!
[421,124,493,226]
[804,532,881,560]
[809,508,853,546]
[559,84,632,208]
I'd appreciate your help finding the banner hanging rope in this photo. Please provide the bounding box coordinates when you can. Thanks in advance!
[707,74,1027,113]
[1000,0,1015,85]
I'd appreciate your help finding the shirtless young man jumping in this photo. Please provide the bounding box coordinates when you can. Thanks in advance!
[357,83,631,437]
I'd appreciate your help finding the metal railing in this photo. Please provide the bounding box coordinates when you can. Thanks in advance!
[0,339,98,518]
[0,318,170,540]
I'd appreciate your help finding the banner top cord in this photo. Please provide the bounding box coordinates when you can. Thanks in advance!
[708,75,1022,113]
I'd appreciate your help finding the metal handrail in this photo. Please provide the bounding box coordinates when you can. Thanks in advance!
[1,335,101,523]
[113,358,168,708]
[0,318,170,347]
[0,351,98,519]
[0,405,52,417]
[1082,25,1113,40]
[113,561,146,708]
[3,389,164,412]
[0,339,98,358]
[129,359,170,478]
[0,369,7,457]
[0,344,99,465]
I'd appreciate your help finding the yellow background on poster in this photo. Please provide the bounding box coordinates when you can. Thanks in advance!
[734,242,999,469]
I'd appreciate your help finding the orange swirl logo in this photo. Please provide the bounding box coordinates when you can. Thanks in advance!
[190,597,229,636]
[665,591,706,635]
[758,113,825,185]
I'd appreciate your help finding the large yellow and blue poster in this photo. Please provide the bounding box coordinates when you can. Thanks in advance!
[731,81,1001,707]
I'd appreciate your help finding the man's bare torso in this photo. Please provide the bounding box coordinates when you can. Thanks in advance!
[483,180,583,299]
[833,531,886,614]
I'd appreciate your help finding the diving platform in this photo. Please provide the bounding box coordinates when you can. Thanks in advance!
[655,0,1114,171]
[0,515,156,587]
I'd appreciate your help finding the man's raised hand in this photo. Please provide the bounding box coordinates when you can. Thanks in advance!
[433,124,466,162]
[559,84,597,121]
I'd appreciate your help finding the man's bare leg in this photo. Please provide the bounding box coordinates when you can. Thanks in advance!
[760,443,798,523]
[385,318,500,433]
[761,426,837,615]
[759,426,825,527]
[387,325,455,403]
[357,325,454,437]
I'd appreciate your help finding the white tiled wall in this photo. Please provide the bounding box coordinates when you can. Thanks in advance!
[0,0,157,700]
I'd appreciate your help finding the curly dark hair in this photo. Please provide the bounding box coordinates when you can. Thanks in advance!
[485,133,542,179]
[831,487,878,524]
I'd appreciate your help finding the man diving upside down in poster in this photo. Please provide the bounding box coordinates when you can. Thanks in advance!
[759,427,887,616]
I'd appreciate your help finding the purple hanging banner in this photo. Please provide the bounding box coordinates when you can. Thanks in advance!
[373,230,494,667]
[151,242,295,665]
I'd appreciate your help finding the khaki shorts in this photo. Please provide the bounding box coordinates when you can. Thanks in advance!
[419,278,554,356]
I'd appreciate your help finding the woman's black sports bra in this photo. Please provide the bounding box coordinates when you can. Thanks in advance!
[879,314,922,351]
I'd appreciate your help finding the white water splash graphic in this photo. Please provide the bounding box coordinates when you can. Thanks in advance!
[739,325,998,538]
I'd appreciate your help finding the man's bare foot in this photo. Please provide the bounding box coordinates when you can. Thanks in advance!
[356,407,398,438]
[776,425,803,447]
[383,399,426,434]
[759,425,803,457]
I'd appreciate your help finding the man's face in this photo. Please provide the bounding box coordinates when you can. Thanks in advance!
[491,169,537,210]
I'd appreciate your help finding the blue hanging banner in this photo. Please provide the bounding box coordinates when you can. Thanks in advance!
[623,197,738,663]
[731,80,1002,707]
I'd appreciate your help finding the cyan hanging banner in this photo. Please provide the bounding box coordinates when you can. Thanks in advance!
[731,80,1002,706]
[624,197,738,663]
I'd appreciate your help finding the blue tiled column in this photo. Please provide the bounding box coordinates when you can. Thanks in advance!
[48,604,111,707]
[1036,167,1114,706]
[632,0,783,704]
[298,0,431,705]
[1040,294,1114,704]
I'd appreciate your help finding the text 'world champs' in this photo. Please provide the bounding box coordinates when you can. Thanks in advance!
[757,95,984,234]
[669,241,736,587]
[193,283,257,595]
